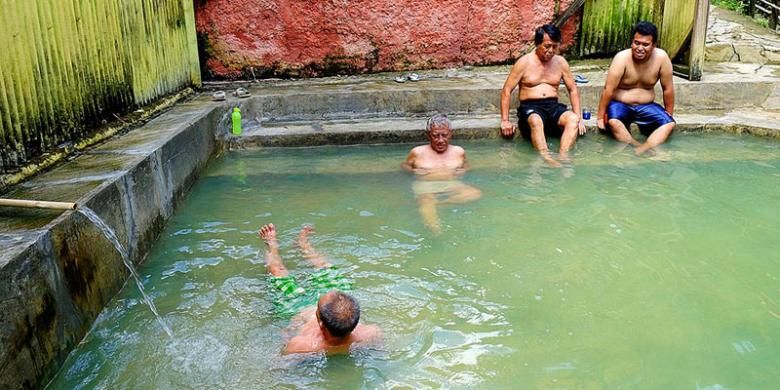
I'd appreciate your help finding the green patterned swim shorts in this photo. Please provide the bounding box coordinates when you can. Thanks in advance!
[269,266,353,318]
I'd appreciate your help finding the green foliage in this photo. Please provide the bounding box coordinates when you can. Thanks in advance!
[754,15,770,28]
[711,0,746,13]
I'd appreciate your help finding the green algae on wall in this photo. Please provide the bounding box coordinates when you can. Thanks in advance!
[579,0,664,56]
[0,0,200,174]
[660,0,697,59]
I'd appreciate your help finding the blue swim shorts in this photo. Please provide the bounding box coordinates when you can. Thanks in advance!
[606,101,675,137]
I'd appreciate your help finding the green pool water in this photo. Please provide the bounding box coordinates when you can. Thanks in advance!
[49,134,780,389]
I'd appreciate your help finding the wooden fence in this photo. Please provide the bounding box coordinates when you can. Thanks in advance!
[746,0,780,29]
[0,0,200,174]
[579,0,708,80]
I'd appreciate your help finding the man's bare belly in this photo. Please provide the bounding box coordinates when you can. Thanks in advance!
[613,87,656,105]
[519,84,560,101]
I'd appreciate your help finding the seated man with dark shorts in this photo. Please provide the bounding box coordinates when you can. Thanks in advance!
[500,24,586,167]
[597,21,676,156]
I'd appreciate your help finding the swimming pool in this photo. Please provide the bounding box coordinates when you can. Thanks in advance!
[48,134,780,388]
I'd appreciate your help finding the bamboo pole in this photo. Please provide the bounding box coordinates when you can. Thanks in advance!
[0,198,77,210]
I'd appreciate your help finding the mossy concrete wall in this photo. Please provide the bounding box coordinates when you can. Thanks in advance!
[0,102,221,390]
[0,0,201,174]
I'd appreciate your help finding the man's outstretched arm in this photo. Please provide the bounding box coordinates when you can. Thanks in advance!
[500,59,525,137]
[560,59,586,135]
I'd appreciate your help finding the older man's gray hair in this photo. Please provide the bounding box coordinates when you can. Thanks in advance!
[426,114,452,133]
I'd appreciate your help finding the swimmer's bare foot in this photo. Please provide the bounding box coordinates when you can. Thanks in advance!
[298,224,330,268]
[260,223,288,276]
[258,223,278,248]
[297,224,315,253]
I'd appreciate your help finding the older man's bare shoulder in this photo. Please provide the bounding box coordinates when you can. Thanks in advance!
[449,145,466,155]
[410,144,431,155]
[552,54,570,67]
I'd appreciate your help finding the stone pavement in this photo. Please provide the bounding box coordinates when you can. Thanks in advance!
[707,4,780,63]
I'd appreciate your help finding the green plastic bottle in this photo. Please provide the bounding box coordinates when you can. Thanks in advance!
[231,107,242,136]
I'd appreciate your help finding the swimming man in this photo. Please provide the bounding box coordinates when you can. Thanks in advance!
[597,21,676,156]
[402,114,482,234]
[258,223,381,354]
[500,24,586,167]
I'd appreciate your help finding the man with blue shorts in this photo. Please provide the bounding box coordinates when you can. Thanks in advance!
[597,21,676,156]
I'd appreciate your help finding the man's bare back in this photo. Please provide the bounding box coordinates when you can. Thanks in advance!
[286,306,381,355]
[258,223,381,355]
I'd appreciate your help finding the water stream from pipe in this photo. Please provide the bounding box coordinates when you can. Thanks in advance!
[79,207,174,338]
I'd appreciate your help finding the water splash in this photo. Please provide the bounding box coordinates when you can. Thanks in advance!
[79,207,174,338]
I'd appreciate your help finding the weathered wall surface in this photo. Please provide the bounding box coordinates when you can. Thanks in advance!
[579,0,664,57]
[196,0,581,79]
[0,0,200,175]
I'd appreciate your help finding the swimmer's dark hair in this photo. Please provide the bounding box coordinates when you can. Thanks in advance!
[632,21,658,44]
[535,24,562,45]
[318,291,360,338]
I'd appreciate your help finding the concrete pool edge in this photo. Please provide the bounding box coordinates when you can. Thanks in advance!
[1,68,779,388]
[0,103,223,389]
[233,111,780,148]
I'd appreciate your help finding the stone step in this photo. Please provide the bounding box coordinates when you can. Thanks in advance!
[203,63,780,133]
[235,110,780,148]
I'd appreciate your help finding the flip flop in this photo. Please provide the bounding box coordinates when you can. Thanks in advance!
[212,91,226,101]
[408,73,421,82]
[233,87,251,98]
[394,76,406,83]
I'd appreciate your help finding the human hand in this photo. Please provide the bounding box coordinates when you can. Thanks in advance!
[500,120,516,139]
[597,117,605,131]
[578,119,587,136]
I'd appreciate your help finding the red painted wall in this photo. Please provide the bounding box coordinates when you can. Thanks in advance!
[195,0,580,79]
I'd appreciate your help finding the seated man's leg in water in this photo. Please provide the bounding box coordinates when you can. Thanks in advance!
[557,110,581,162]
[523,112,561,168]
[633,103,676,156]
[606,101,641,147]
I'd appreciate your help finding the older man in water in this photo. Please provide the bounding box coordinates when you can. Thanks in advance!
[597,21,676,156]
[402,114,482,234]
[258,223,381,354]
[500,24,586,167]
